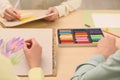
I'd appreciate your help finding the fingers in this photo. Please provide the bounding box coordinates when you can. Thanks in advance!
[24,39,33,50]
[4,8,21,21]
[44,7,59,21]
[12,8,20,16]
[46,7,53,15]
[45,16,56,21]
[31,38,36,47]
[103,36,116,43]
[31,38,39,47]
[25,39,32,43]
[99,36,115,42]
[5,8,20,19]
[106,36,116,41]
[98,36,108,46]
[23,42,28,51]
[4,12,15,21]
[98,36,116,47]
[24,38,39,49]
[25,39,33,49]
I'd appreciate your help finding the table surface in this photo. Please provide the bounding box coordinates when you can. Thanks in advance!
[0,10,120,80]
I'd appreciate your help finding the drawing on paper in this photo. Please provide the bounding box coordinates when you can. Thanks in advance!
[0,37,24,65]
[20,16,37,22]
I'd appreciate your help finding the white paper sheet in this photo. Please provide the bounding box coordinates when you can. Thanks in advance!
[0,10,54,27]
[92,13,120,28]
[0,28,53,76]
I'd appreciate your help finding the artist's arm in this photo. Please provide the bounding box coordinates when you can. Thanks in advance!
[0,38,44,80]
[0,55,20,80]
[71,36,120,80]
[24,38,45,80]
[71,51,120,80]
[55,0,82,17]
[45,0,82,21]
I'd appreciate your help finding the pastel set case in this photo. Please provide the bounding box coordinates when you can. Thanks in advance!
[57,28,104,47]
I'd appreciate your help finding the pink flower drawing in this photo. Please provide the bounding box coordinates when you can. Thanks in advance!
[0,37,24,58]
[6,37,24,54]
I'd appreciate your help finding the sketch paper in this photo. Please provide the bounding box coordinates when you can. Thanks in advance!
[92,13,120,28]
[0,10,54,27]
[0,28,53,76]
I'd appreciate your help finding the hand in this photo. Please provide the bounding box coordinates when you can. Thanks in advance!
[97,36,118,59]
[3,8,21,21]
[23,38,42,69]
[44,7,59,21]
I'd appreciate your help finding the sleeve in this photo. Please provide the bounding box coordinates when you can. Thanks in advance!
[0,54,20,80]
[28,67,45,80]
[71,50,120,80]
[55,0,82,17]
[0,54,45,80]
[0,0,12,17]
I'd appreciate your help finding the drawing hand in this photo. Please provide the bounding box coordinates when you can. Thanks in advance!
[23,38,42,69]
[3,8,21,21]
[97,36,118,59]
[44,7,59,21]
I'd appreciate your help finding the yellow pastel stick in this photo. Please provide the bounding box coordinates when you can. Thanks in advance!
[19,16,36,21]
[105,27,109,32]
[92,42,97,44]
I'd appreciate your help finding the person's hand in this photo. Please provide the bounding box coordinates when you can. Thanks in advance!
[3,8,21,21]
[23,38,42,69]
[44,7,59,21]
[97,36,118,59]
